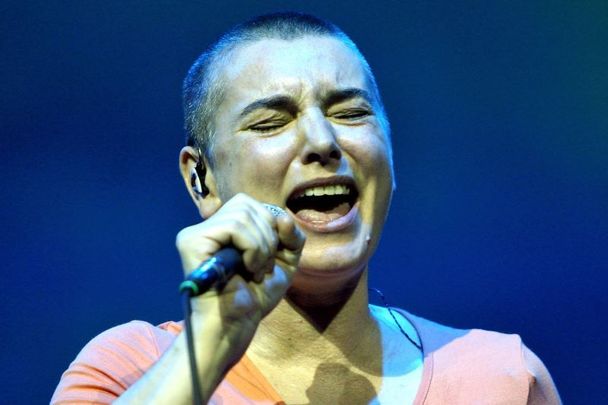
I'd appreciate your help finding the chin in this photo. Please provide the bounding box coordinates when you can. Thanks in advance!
[288,263,367,305]
[290,239,370,290]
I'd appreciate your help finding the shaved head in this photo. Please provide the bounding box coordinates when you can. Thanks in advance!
[182,12,389,164]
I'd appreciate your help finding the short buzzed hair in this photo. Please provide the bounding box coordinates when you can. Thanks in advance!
[183,12,389,163]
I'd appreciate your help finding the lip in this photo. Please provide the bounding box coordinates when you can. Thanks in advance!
[286,175,359,233]
[288,201,359,233]
[287,176,357,200]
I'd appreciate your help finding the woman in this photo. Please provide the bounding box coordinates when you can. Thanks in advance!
[52,12,560,404]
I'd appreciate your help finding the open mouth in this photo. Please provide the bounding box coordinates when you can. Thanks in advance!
[286,182,359,224]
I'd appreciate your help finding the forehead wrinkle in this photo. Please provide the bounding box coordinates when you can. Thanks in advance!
[216,37,376,125]
[236,80,306,114]
[315,85,372,106]
[239,94,299,118]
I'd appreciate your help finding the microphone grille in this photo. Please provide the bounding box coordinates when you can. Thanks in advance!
[263,203,286,218]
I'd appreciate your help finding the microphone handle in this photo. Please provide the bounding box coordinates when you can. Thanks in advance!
[179,247,244,297]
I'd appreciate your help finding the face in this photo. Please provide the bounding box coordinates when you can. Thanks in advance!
[207,36,394,290]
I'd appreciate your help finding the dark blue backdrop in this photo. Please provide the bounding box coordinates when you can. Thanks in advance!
[1,1,606,403]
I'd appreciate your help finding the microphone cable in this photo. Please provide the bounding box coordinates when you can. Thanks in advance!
[181,291,202,405]
[178,205,282,403]
[179,248,243,405]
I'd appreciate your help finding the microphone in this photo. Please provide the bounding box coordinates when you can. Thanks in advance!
[179,247,243,296]
[178,204,285,297]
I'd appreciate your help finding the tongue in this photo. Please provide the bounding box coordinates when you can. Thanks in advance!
[294,202,351,223]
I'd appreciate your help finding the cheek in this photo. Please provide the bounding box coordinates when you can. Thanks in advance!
[338,127,393,176]
[243,135,298,177]
[338,128,393,219]
[215,135,298,196]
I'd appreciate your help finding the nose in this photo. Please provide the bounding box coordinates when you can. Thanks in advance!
[298,108,342,166]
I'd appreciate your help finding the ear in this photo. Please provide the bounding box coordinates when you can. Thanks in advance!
[179,146,222,219]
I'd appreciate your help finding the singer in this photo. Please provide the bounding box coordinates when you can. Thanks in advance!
[52,12,560,404]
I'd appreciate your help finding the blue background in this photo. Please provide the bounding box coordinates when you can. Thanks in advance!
[1,1,606,403]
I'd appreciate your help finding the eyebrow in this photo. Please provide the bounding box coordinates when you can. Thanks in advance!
[239,95,299,118]
[238,87,373,118]
[320,88,373,110]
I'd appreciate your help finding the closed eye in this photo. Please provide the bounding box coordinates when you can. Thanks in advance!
[331,108,371,120]
[248,119,289,133]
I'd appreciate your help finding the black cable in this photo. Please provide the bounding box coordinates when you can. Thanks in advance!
[181,292,203,405]
[368,287,424,353]
[178,249,243,404]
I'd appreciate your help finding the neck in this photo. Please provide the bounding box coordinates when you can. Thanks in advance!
[248,270,378,368]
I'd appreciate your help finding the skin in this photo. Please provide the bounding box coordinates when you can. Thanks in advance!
[206,36,394,296]
[117,35,423,404]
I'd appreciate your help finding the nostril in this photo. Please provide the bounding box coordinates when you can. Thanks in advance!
[304,148,341,165]
[304,145,341,165]
[329,149,341,160]
[305,152,323,165]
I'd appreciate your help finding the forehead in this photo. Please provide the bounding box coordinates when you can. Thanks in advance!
[219,36,370,104]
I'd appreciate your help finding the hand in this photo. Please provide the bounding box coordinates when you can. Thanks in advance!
[175,193,305,362]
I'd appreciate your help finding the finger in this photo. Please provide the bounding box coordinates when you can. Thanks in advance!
[232,218,271,277]
[248,205,278,255]
[240,201,281,281]
[252,265,292,316]
[242,208,278,282]
[176,224,224,274]
[179,194,281,282]
[201,206,268,278]
[275,248,301,269]
[276,214,306,252]
[233,195,278,257]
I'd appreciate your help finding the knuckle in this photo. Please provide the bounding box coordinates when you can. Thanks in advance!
[272,229,280,244]
[262,243,272,259]
[269,239,278,255]
[243,209,256,224]
[260,207,275,223]
[234,192,253,204]
[232,208,253,226]
[175,227,191,250]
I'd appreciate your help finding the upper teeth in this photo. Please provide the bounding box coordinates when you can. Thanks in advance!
[296,184,351,198]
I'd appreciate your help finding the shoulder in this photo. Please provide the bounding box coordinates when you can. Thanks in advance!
[370,304,422,349]
[51,320,181,404]
[79,320,181,361]
[521,343,562,404]
[392,310,562,404]
[398,309,523,359]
